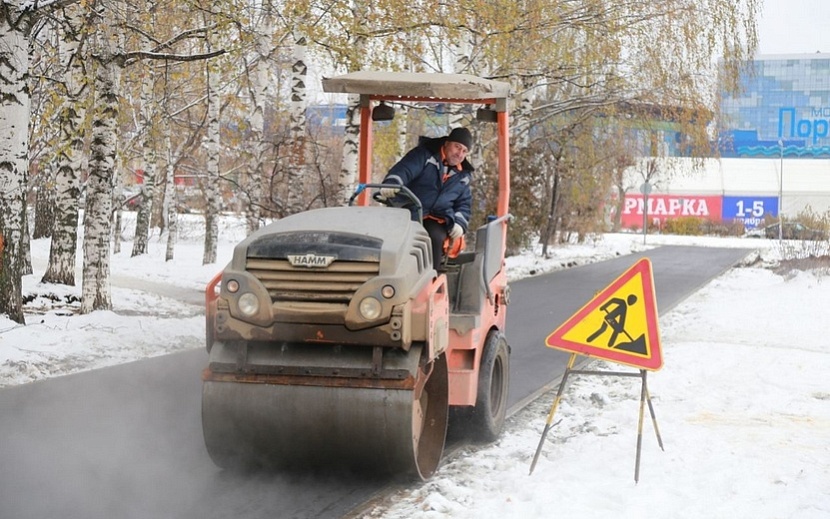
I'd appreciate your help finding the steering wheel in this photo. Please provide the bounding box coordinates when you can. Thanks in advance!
[350,183,423,221]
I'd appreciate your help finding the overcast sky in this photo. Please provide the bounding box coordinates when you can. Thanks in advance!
[757,0,830,55]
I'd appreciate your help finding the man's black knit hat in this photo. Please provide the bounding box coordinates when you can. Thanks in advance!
[447,127,473,150]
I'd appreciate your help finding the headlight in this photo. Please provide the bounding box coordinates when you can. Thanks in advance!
[358,297,382,320]
[238,292,260,316]
[226,279,240,293]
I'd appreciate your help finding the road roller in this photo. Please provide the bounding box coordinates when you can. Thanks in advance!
[201,71,513,480]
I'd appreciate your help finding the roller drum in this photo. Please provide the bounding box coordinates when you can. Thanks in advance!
[202,350,448,479]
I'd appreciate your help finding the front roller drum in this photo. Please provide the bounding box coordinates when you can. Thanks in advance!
[202,354,449,480]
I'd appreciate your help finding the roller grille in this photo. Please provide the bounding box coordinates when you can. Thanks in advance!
[246,258,380,305]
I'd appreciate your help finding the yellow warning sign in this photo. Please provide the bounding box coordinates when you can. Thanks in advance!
[545,258,662,370]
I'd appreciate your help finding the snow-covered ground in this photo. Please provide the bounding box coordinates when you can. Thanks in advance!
[2,214,828,518]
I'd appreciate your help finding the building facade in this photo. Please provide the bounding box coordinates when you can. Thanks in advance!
[620,54,830,231]
[719,54,830,158]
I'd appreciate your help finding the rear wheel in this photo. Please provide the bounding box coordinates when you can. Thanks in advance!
[468,330,510,442]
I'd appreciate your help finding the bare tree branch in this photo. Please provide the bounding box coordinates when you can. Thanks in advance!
[123,48,225,66]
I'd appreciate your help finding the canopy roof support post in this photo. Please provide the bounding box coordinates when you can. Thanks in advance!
[357,94,373,206]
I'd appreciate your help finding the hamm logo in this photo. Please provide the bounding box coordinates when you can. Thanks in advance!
[287,253,336,268]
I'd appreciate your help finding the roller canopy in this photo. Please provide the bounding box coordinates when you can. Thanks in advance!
[322,71,510,101]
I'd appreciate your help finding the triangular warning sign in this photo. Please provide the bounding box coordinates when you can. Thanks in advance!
[545,258,662,370]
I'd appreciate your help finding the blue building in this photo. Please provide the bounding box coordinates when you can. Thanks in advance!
[719,54,830,158]
[306,104,348,130]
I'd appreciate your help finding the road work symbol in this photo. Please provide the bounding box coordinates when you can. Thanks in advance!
[545,258,662,370]
[586,294,648,355]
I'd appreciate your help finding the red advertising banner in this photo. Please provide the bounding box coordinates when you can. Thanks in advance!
[620,194,723,228]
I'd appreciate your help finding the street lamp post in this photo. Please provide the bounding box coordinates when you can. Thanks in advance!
[640,182,652,245]
[778,139,784,241]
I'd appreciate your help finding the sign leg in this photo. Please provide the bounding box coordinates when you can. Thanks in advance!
[634,370,647,483]
[529,353,577,475]
[645,385,664,451]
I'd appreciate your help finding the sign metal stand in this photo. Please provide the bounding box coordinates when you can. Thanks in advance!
[529,354,664,482]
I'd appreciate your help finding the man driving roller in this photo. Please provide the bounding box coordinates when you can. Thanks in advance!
[379,127,474,270]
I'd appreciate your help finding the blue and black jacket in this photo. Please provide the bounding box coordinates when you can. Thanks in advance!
[382,136,473,233]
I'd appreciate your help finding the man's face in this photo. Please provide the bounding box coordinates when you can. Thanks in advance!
[443,140,469,167]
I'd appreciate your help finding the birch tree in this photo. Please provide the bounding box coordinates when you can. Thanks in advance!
[0,1,39,323]
[334,0,368,205]
[201,22,222,265]
[162,112,177,261]
[80,3,123,313]
[241,0,275,232]
[29,23,64,243]
[448,34,472,131]
[285,26,308,215]
[131,63,156,256]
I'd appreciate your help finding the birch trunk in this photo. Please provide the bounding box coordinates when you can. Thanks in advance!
[448,37,470,131]
[0,6,32,323]
[32,172,54,239]
[511,75,535,150]
[132,65,156,257]
[395,104,409,163]
[163,116,177,261]
[336,0,368,205]
[337,95,361,205]
[81,22,121,314]
[286,29,307,215]
[111,157,123,254]
[42,5,86,286]
[245,8,271,232]
[22,208,31,276]
[202,57,221,265]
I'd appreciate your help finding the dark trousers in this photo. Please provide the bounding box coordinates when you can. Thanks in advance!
[423,219,448,270]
